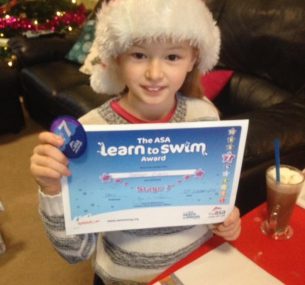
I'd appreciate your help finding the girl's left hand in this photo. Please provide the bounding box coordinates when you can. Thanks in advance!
[212,207,241,241]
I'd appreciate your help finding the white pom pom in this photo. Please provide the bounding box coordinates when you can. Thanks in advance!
[90,64,126,95]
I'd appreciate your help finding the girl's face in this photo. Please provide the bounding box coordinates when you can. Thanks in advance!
[116,39,197,121]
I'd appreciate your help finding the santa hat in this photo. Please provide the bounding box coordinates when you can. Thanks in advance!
[90,0,220,95]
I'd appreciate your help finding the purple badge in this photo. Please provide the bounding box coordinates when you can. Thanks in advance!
[50,116,87,158]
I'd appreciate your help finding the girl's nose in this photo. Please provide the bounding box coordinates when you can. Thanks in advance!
[145,59,164,81]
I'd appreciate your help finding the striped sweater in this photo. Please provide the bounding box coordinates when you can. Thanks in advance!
[39,94,219,285]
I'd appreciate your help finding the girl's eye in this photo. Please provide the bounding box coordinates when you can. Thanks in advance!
[166,54,180,61]
[131,52,146,59]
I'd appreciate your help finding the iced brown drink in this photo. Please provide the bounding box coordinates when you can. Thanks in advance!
[261,165,304,240]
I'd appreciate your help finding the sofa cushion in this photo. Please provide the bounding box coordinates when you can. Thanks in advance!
[201,69,233,100]
[65,19,96,64]
[79,39,99,75]
[21,60,89,97]
[56,84,110,116]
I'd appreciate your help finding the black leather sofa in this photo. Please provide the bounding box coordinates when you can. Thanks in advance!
[9,32,109,129]
[9,0,305,215]
[0,62,25,134]
[206,0,305,214]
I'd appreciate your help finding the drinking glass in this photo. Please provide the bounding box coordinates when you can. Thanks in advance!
[260,165,304,240]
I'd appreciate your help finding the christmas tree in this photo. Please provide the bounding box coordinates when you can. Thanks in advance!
[0,0,89,66]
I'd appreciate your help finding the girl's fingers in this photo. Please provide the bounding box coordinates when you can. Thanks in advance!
[30,131,69,194]
[38,131,64,147]
[30,163,63,181]
[224,207,240,226]
[33,144,69,166]
[213,226,241,241]
[212,207,241,240]
[31,134,71,180]
[31,154,71,177]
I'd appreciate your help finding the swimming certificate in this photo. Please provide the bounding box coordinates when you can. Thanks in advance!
[62,120,248,235]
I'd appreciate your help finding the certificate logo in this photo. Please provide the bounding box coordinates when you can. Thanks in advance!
[182,210,200,220]
[208,206,226,219]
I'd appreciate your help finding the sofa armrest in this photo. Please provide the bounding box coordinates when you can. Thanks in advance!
[8,32,79,67]
[214,72,292,117]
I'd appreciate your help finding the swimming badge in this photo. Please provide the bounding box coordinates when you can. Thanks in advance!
[50,116,87,158]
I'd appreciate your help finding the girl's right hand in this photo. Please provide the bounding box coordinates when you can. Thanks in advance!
[30,131,71,196]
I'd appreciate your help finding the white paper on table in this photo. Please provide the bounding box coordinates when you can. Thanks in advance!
[153,243,284,285]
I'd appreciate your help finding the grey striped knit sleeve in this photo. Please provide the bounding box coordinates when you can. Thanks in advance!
[40,210,98,263]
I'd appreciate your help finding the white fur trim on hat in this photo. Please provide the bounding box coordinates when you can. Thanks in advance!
[90,0,221,95]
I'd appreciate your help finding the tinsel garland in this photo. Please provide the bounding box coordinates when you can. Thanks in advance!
[0,0,89,66]
[0,6,86,33]
[0,2,87,35]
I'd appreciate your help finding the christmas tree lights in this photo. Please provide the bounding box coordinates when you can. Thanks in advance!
[0,0,89,66]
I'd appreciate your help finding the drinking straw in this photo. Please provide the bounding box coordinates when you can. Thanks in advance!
[274,138,281,183]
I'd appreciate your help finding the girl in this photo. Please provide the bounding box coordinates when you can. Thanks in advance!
[31,1,241,284]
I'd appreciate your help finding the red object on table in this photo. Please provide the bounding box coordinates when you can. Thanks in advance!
[149,203,305,285]
[231,203,305,285]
